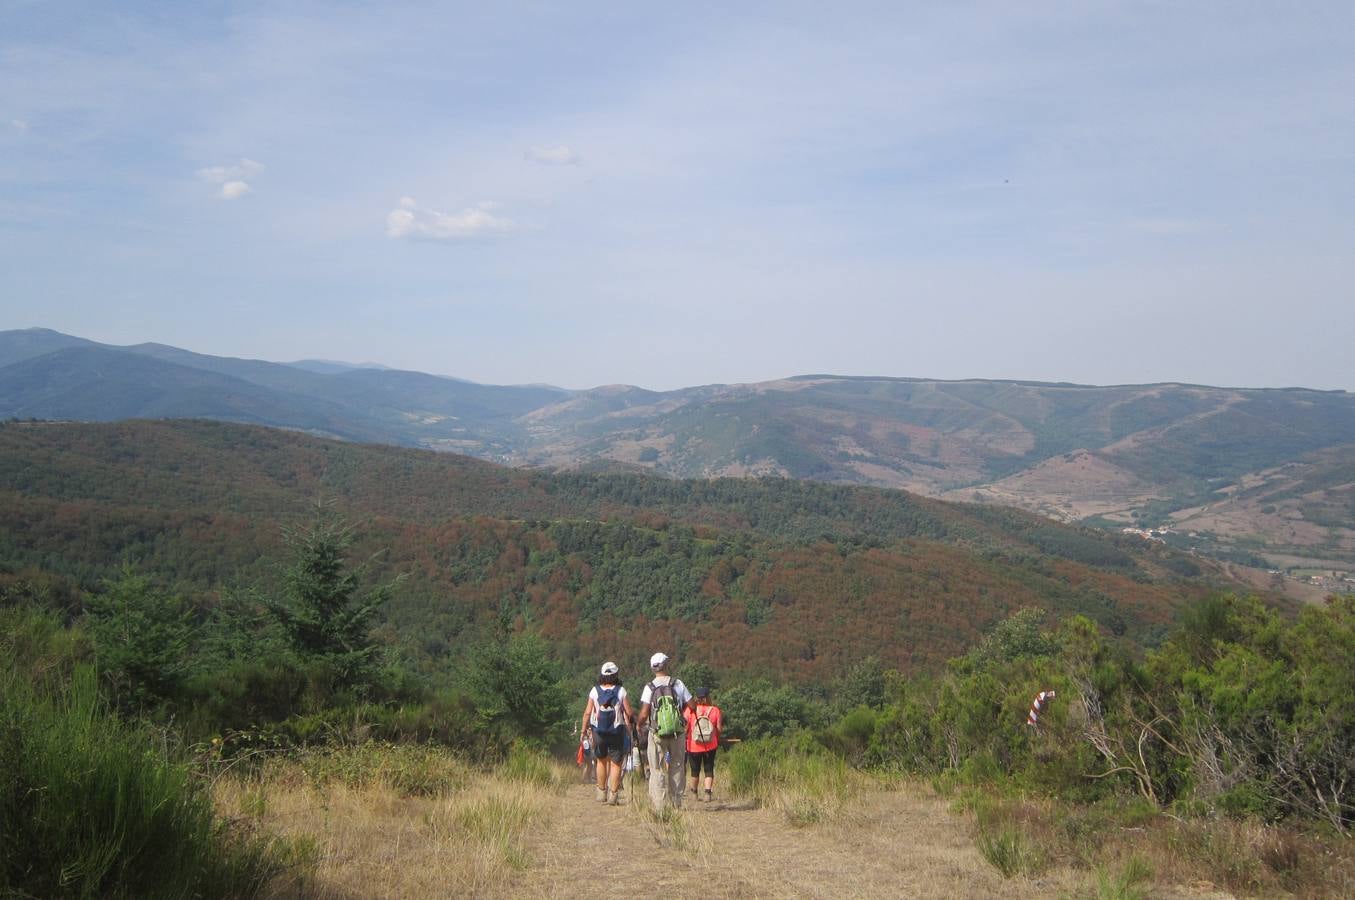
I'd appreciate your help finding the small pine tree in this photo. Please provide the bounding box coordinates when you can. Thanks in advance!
[264,511,394,693]
[84,565,191,711]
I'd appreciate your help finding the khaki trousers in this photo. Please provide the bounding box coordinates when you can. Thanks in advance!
[645,732,686,809]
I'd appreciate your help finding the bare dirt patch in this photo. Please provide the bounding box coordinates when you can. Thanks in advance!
[945,450,1160,521]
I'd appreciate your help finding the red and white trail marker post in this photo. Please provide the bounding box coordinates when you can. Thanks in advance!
[1027,690,1056,728]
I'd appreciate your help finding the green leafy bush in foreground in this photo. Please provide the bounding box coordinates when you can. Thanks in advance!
[0,667,277,899]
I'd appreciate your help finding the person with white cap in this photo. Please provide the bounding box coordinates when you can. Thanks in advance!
[636,651,695,809]
[581,660,633,805]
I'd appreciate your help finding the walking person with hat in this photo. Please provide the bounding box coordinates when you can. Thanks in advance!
[684,686,722,802]
[636,652,695,809]
[580,661,633,806]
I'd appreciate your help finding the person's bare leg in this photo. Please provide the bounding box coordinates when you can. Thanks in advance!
[595,757,608,800]
[608,761,623,802]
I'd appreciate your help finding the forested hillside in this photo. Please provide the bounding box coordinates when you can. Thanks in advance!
[5,329,1353,576]
[1,420,1238,677]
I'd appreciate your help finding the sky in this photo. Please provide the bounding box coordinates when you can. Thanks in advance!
[1,1,1352,391]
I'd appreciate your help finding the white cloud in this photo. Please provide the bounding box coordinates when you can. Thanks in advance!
[9,119,28,134]
[220,180,251,199]
[524,144,580,165]
[386,196,516,240]
[196,158,263,199]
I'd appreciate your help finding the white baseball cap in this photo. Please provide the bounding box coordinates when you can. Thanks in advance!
[600,661,619,676]
[649,652,669,670]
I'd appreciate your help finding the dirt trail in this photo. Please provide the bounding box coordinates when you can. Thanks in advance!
[509,779,1057,899]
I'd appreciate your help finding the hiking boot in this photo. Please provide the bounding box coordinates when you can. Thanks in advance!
[595,787,607,802]
[704,789,713,803]
[607,790,620,806]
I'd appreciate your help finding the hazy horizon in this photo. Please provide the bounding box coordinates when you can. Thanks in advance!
[7,325,1351,395]
[3,2,1353,392]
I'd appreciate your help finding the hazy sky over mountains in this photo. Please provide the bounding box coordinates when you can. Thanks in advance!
[2,1,1352,391]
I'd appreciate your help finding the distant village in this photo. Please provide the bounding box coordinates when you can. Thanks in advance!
[1121,526,1172,542]
[1120,527,1354,594]
[1285,570,1355,593]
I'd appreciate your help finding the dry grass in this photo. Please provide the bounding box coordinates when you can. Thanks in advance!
[215,746,570,899]
[945,785,1355,899]
[219,747,1355,899]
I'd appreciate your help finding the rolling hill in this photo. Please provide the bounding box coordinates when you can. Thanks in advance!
[3,328,1353,574]
[0,419,1242,678]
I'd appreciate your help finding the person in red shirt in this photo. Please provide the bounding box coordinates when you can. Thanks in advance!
[684,687,722,802]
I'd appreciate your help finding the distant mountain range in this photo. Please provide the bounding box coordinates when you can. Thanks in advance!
[3,328,1353,576]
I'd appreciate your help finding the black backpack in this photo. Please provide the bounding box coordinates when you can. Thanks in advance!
[594,684,624,735]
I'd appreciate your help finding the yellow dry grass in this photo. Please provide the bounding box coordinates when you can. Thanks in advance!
[215,752,569,899]
[220,752,1351,899]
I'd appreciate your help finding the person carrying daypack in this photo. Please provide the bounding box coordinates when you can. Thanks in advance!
[580,661,633,806]
[684,686,722,802]
[636,651,694,809]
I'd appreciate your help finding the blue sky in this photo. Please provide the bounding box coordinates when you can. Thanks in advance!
[2,1,1352,390]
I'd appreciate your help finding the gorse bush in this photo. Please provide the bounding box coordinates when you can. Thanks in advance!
[0,667,276,899]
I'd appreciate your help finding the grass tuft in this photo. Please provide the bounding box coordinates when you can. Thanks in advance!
[975,824,1046,878]
[1093,854,1152,900]
[725,740,870,826]
[437,782,546,870]
[496,742,566,788]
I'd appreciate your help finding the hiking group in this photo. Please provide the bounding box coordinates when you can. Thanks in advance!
[579,651,723,809]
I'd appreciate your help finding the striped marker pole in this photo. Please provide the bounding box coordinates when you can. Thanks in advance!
[1027,690,1056,728]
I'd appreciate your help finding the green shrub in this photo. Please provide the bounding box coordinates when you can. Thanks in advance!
[0,667,277,899]
[815,705,877,762]
[719,680,818,739]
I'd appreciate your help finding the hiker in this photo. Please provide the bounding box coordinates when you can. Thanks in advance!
[684,686,722,802]
[636,652,695,809]
[577,728,597,784]
[580,661,633,805]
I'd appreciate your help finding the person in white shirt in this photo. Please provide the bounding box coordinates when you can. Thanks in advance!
[580,661,633,805]
[635,651,695,809]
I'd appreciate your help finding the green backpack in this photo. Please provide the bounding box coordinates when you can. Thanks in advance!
[649,680,683,739]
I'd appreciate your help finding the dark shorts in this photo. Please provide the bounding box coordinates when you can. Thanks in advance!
[687,747,717,777]
[593,729,626,763]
